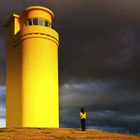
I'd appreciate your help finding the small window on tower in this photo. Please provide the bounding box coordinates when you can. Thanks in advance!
[27,19,32,26]
[48,22,52,28]
[38,18,45,26]
[45,20,49,27]
[45,20,52,28]
[33,18,38,25]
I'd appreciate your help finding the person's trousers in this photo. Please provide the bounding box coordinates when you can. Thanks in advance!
[81,119,86,131]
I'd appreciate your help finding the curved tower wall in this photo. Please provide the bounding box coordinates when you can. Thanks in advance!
[5,6,59,127]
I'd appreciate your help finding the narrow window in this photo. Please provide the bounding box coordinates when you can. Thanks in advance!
[45,20,49,27]
[38,18,45,26]
[33,18,38,25]
[28,19,32,26]
[48,22,52,28]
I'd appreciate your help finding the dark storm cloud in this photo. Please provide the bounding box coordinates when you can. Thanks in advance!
[0,34,6,85]
[60,81,140,112]
[59,12,140,84]
[1,0,140,84]
[0,86,6,118]
[0,0,140,128]
[60,81,140,128]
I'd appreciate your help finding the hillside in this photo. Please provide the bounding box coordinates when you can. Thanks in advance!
[0,128,139,140]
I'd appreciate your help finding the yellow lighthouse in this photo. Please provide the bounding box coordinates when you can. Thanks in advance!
[5,6,59,127]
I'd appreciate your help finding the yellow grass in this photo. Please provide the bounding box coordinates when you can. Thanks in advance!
[0,128,139,140]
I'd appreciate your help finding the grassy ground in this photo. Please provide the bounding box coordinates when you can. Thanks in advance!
[0,128,139,140]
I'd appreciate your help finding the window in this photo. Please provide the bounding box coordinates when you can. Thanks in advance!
[45,20,48,27]
[45,20,52,27]
[33,18,38,25]
[38,18,45,26]
[48,22,52,28]
[25,18,52,28]
[26,19,32,26]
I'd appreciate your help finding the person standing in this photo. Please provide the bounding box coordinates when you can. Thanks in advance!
[80,107,86,131]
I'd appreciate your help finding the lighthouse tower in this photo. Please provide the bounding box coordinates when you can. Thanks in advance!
[5,6,59,127]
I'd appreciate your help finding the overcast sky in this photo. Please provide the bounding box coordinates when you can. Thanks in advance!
[0,0,140,129]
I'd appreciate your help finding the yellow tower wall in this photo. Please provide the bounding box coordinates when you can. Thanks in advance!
[5,6,59,128]
[20,27,59,127]
[6,14,22,127]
